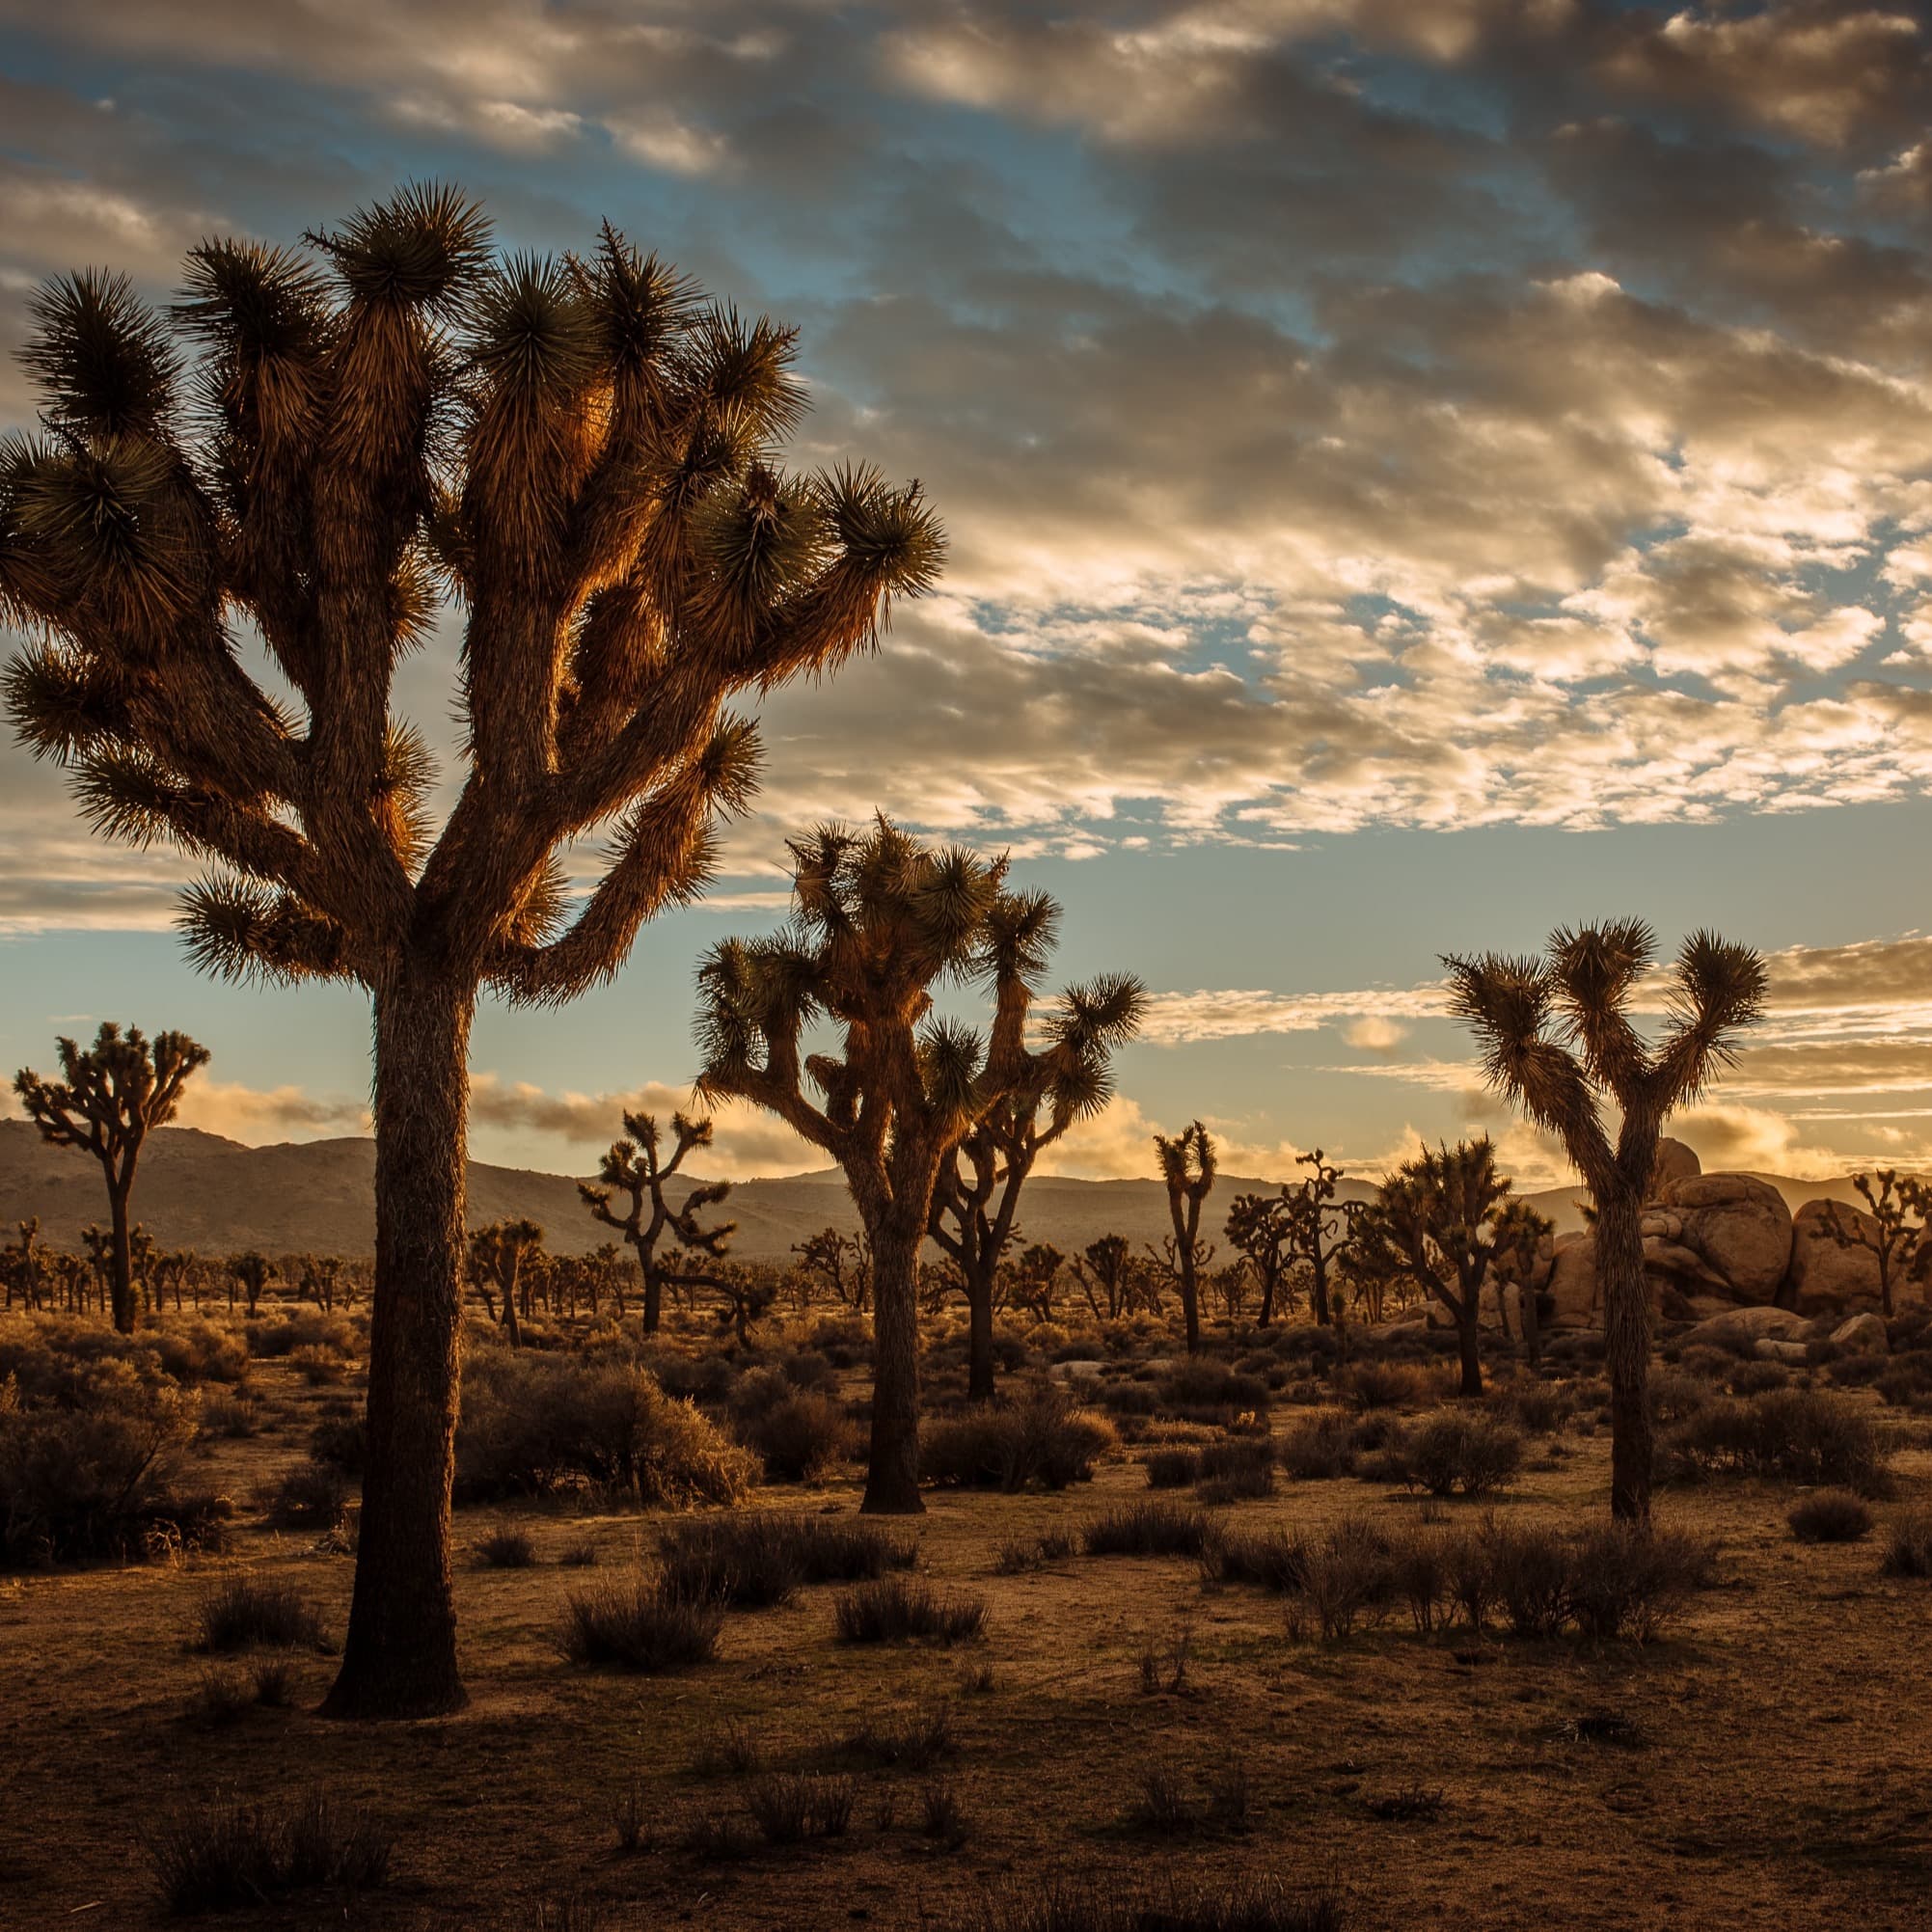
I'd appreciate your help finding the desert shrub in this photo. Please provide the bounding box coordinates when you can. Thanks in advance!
[678,1810,752,1863]
[1466,1519,1714,1643]
[1391,1529,1450,1635]
[836,1706,956,1769]
[1203,1526,1307,1593]
[0,1318,248,1401]
[193,1578,331,1654]
[1378,1412,1523,1497]
[737,1389,852,1483]
[1364,1782,1444,1823]
[1126,1764,1195,1837]
[0,1396,226,1567]
[747,1773,855,1844]
[1881,1507,1932,1579]
[921,1391,1114,1491]
[308,1413,367,1475]
[476,1528,537,1569]
[199,1393,258,1439]
[244,1313,353,1361]
[659,1511,915,1608]
[1279,1413,1357,1481]
[558,1576,721,1672]
[1143,1447,1200,1489]
[1659,1389,1891,1495]
[920,1778,970,1848]
[1298,1518,1400,1640]
[1874,1355,1932,1410]
[1726,1359,1790,1397]
[1081,1502,1211,1559]
[147,1791,391,1913]
[1343,1361,1442,1410]
[795,1315,872,1370]
[1788,1490,1874,1544]
[262,1460,348,1531]
[832,1577,986,1645]
[1493,1381,1573,1435]
[1095,1380,1160,1419]
[1195,1437,1275,1504]
[939,1875,1347,1932]
[691,1717,763,1778]
[455,1355,755,1507]
[1156,1360,1269,1421]
[250,1658,294,1708]
[188,1666,255,1728]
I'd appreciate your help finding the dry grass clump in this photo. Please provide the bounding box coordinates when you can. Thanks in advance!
[1156,1359,1271,1424]
[832,1576,987,1645]
[1278,1412,1360,1481]
[1194,1437,1276,1504]
[1342,1360,1447,1410]
[921,1390,1115,1491]
[455,1355,756,1508]
[1142,1446,1201,1489]
[1787,1490,1874,1544]
[941,1874,1347,1931]
[1203,1526,1308,1594]
[1081,1501,1211,1559]
[1660,1388,1891,1495]
[476,1527,538,1568]
[658,1510,916,1608]
[192,1578,331,1654]
[146,1791,391,1914]
[834,1705,957,1769]
[1881,1506,1932,1579]
[261,1460,349,1531]
[557,1576,722,1672]
[746,1772,855,1844]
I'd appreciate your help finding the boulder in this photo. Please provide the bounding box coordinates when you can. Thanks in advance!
[1650,1137,1701,1195]
[1752,1338,1812,1366]
[1682,1304,1809,1351]
[1547,1233,1599,1329]
[1052,1359,1108,1381]
[1786,1199,1885,1317]
[1829,1312,1889,1356]
[1656,1173,1792,1302]
[1644,1238,1730,1293]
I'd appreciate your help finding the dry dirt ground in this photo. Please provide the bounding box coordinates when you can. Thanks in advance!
[3,1330,1930,1932]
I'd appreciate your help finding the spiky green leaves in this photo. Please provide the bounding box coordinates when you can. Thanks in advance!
[22,272,179,444]
[313,181,491,313]
[177,877,357,984]
[824,464,945,599]
[4,641,132,762]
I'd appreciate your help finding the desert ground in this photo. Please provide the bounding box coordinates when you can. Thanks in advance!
[3,1300,1929,1932]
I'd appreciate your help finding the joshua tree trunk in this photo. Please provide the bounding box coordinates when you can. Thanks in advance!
[863,1216,925,1514]
[1519,1273,1542,1367]
[323,970,473,1719]
[966,1258,996,1405]
[1455,1304,1483,1398]
[1595,1184,1652,1525]
[1177,1249,1201,1354]
[641,1263,664,1336]
[107,1185,135,1335]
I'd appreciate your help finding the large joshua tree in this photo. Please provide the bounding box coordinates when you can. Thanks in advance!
[0,189,941,1717]
[579,1110,732,1334]
[927,892,1144,1401]
[1445,923,1765,1524]
[694,817,1042,1512]
[1154,1120,1216,1354]
[14,1022,209,1333]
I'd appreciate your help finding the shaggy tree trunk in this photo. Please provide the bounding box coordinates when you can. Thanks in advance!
[966,1255,996,1404]
[1309,1253,1331,1328]
[1455,1300,1483,1397]
[1178,1249,1200,1354]
[1596,1186,1652,1526]
[640,1258,663,1336]
[1519,1274,1542,1367]
[322,967,474,1719]
[863,1219,925,1514]
[107,1183,135,1335]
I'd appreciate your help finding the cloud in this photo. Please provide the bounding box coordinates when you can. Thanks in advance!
[1344,1016,1409,1054]
[168,1080,368,1141]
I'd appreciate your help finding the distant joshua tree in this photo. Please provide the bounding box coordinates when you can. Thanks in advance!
[465,1219,545,1347]
[694,818,1045,1513]
[1070,1232,1134,1320]
[1815,1171,1926,1319]
[1284,1148,1348,1327]
[14,1023,209,1334]
[1153,1121,1216,1354]
[927,887,1143,1400]
[1223,1189,1297,1327]
[1446,922,1765,1524]
[0,190,940,1715]
[791,1227,871,1312]
[228,1250,273,1318]
[1490,1199,1554,1364]
[579,1110,733,1334]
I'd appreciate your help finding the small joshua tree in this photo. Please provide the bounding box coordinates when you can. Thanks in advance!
[14,1023,209,1333]
[1445,922,1765,1523]
[694,817,1041,1513]
[1284,1148,1348,1327]
[1070,1233,1134,1320]
[1,190,940,1714]
[927,895,1144,1400]
[4,1219,43,1311]
[229,1250,273,1318]
[1490,1199,1553,1364]
[466,1218,545,1347]
[1223,1190,1296,1327]
[1357,1138,1514,1397]
[579,1110,732,1334]
[1815,1171,1925,1319]
[791,1226,870,1311]
[1153,1121,1216,1354]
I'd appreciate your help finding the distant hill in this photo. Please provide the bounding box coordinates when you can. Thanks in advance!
[0,1120,1873,1264]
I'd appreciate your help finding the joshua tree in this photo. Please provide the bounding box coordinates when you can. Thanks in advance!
[4,1218,43,1310]
[465,1218,545,1346]
[14,1023,209,1333]
[155,1246,198,1313]
[791,1227,870,1311]
[579,1110,732,1334]
[1009,1241,1067,1321]
[1357,1138,1513,1397]
[229,1250,273,1318]
[1153,1122,1216,1354]
[1445,922,1765,1524]
[0,192,939,1715]
[1815,1171,1925,1319]
[1070,1232,1134,1320]
[1223,1189,1297,1327]
[1490,1200,1554,1364]
[694,818,1040,1513]
[927,902,1144,1400]
[1283,1149,1349,1327]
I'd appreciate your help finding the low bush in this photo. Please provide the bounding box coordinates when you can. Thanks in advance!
[456,1355,755,1508]
[1203,1525,1307,1593]
[746,1773,855,1844]
[1279,1412,1358,1481]
[1081,1502,1211,1559]
[1343,1361,1443,1410]
[832,1577,986,1645]
[1659,1389,1891,1495]
[1788,1490,1874,1544]
[558,1576,721,1672]
[262,1460,349,1532]
[921,1391,1114,1491]
[1462,1518,1714,1643]
[835,1706,956,1770]
[147,1792,392,1914]
[1375,1412,1522,1497]
[736,1389,852,1483]
[476,1528,537,1569]
[1142,1447,1200,1489]
[193,1578,332,1654]
[1195,1437,1275,1501]
[1299,1518,1401,1640]
[1881,1507,1932,1579]
[919,1778,970,1849]
[658,1511,915,1608]
[1156,1360,1270,1422]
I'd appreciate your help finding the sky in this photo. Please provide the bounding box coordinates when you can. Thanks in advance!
[3,0,1932,1192]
